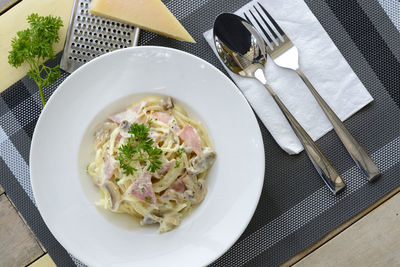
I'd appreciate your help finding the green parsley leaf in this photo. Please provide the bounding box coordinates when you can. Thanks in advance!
[175,161,181,168]
[177,147,184,157]
[115,177,120,182]
[8,14,63,106]
[117,123,163,175]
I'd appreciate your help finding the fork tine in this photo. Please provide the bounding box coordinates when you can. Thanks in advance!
[257,2,285,36]
[248,10,273,44]
[243,13,254,26]
[253,5,279,40]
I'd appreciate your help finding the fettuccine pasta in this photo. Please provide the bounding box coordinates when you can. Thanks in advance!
[87,96,216,233]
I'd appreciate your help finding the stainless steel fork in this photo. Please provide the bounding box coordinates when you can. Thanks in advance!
[244,3,381,182]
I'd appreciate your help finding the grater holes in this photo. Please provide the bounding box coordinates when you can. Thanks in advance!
[106,49,109,52]
[85,3,88,8]
[120,44,123,48]
[111,21,115,26]
[86,45,90,49]
[77,15,81,21]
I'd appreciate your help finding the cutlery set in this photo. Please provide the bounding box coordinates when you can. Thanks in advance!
[213,3,381,194]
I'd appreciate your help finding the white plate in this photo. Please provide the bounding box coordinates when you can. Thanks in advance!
[30,46,265,267]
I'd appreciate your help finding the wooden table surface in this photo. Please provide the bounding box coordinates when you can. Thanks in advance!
[0,0,399,266]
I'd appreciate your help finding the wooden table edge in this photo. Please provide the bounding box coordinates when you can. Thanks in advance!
[282,185,400,266]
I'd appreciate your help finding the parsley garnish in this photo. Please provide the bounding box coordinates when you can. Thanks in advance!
[8,14,63,106]
[117,123,162,175]
[115,177,120,182]
[175,161,181,168]
[177,147,184,157]
[175,148,184,168]
[144,197,151,204]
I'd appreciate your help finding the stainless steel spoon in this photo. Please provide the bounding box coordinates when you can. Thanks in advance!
[213,13,346,195]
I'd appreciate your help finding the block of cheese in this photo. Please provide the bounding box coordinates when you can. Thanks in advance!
[89,0,195,43]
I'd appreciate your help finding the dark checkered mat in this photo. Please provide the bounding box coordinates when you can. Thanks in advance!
[1,1,400,266]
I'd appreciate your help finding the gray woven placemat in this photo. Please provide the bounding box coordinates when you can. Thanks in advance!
[1,0,399,266]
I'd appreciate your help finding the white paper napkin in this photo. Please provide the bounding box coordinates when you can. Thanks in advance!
[203,0,373,154]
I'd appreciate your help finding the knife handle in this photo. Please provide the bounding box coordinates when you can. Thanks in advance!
[296,69,381,182]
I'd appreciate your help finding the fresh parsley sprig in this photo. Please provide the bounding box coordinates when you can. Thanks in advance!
[117,123,162,175]
[8,14,63,106]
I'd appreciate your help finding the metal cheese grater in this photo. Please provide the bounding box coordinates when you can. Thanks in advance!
[60,0,140,73]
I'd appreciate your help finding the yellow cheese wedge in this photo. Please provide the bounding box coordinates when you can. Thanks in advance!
[89,0,195,43]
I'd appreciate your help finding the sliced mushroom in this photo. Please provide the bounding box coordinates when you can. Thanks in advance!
[94,122,117,148]
[141,214,162,225]
[103,180,122,211]
[182,175,207,205]
[120,120,131,131]
[163,96,174,110]
[187,147,216,174]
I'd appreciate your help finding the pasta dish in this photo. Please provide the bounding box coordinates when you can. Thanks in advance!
[87,96,216,233]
